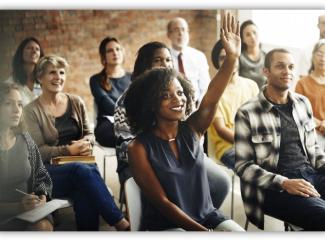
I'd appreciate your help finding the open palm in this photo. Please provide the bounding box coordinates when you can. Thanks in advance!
[220,13,241,58]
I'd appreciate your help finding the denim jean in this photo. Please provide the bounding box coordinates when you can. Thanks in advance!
[220,147,235,171]
[263,166,325,230]
[46,163,123,231]
[204,155,231,208]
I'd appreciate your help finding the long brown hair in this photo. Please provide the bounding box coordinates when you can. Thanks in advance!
[98,36,121,91]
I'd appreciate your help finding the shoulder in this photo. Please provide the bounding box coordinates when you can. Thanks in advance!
[21,132,36,148]
[128,138,146,157]
[66,93,84,104]
[185,46,205,56]
[291,91,310,104]
[296,76,311,85]
[90,72,103,82]
[237,96,261,114]
[239,76,259,90]
[24,98,40,113]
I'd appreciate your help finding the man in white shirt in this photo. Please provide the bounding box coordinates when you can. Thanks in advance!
[167,17,211,105]
[298,14,325,78]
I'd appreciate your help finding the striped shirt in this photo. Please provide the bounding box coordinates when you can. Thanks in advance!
[234,89,325,229]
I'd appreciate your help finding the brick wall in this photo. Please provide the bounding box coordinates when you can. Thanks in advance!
[0,10,237,120]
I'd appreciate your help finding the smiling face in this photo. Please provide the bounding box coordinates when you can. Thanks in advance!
[22,40,41,65]
[0,89,23,129]
[264,52,295,91]
[157,77,187,122]
[151,48,173,69]
[39,64,66,94]
[103,40,124,67]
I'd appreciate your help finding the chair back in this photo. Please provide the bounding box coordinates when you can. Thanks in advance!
[125,177,142,231]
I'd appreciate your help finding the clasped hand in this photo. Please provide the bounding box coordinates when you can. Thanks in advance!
[68,139,92,156]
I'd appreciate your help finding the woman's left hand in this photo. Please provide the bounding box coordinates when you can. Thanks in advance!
[220,12,241,59]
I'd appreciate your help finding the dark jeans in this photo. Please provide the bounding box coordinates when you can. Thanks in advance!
[46,163,123,231]
[95,118,116,147]
[263,166,325,230]
[220,147,235,170]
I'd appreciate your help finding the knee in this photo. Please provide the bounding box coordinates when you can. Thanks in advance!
[207,166,231,193]
[74,163,99,179]
[28,219,53,231]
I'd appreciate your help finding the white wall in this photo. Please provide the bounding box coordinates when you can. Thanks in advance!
[238,9,325,86]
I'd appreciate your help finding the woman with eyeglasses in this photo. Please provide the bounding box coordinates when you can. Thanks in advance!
[296,39,325,151]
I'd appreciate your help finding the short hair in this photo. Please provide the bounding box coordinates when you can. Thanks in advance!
[34,55,69,81]
[12,37,44,85]
[309,39,325,73]
[240,20,260,52]
[0,82,25,133]
[167,17,188,33]
[125,68,194,134]
[211,40,224,69]
[264,48,291,69]
[132,41,171,81]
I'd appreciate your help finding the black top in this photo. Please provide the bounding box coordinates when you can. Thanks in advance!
[55,99,80,145]
[273,100,311,174]
[89,71,131,118]
[137,122,227,230]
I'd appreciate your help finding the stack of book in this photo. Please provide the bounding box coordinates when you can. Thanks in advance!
[51,156,96,165]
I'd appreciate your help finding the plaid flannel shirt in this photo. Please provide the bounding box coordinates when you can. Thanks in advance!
[234,90,325,229]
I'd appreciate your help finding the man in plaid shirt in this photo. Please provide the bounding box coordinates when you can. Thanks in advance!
[235,48,325,230]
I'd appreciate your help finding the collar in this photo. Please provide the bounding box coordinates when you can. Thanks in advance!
[258,86,297,112]
[170,46,188,57]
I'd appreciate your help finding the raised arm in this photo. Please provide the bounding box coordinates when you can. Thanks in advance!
[187,13,240,136]
[128,140,208,231]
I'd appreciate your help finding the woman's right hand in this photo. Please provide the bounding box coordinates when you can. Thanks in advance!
[21,192,44,211]
[67,139,92,156]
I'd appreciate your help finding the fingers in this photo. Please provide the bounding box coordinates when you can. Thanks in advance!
[295,180,320,197]
[235,20,240,35]
[227,12,231,33]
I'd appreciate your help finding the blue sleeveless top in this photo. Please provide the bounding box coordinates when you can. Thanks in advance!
[137,122,227,230]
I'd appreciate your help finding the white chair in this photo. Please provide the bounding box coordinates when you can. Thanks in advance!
[124,177,142,231]
[207,133,235,219]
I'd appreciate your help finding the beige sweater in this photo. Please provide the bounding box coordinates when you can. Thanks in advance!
[23,93,94,164]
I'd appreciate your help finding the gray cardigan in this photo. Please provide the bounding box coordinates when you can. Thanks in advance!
[23,93,94,164]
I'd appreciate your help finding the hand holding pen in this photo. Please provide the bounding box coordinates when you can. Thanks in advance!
[16,189,46,211]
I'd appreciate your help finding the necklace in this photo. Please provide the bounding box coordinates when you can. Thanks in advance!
[168,138,176,142]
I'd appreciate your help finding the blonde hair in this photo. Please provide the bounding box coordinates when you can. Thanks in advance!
[35,55,69,80]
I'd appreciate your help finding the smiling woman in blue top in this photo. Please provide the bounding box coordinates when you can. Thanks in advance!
[90,36,131,147]
[125,13,244,231]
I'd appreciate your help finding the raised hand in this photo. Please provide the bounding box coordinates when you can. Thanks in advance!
[220,12,241,59]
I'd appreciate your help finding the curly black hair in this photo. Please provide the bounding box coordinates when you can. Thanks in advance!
[124,68,195,134]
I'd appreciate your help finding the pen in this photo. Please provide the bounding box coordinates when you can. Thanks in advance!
[15,189,42,202]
